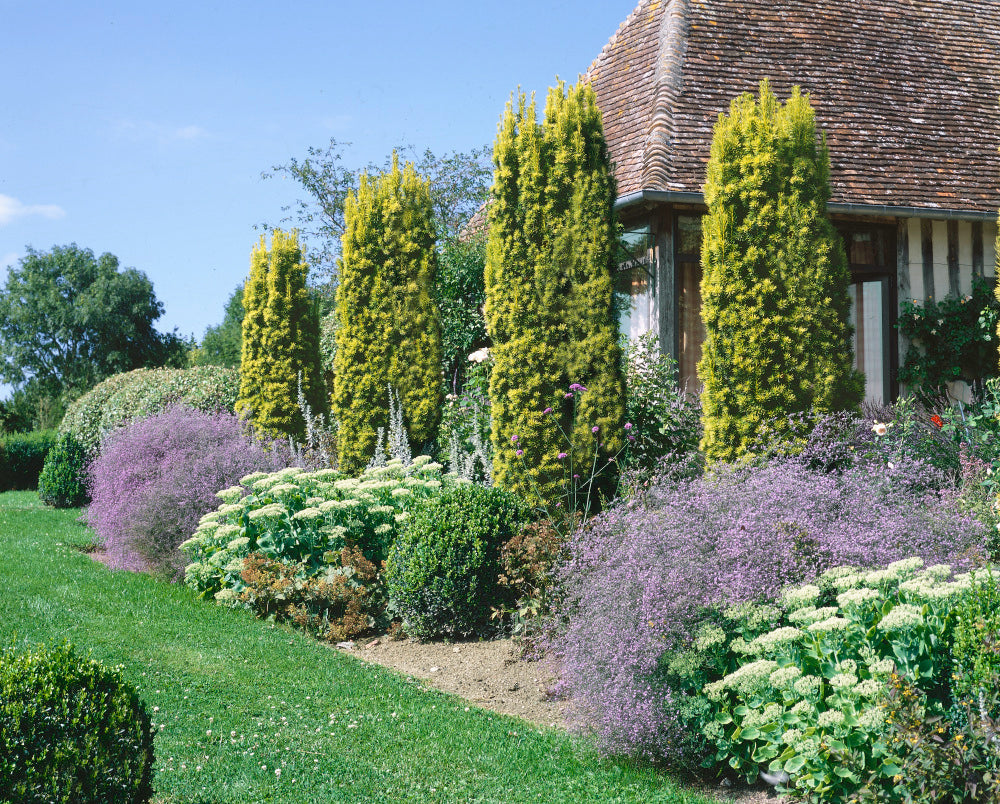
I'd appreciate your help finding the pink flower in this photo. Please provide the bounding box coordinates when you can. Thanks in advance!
[558,452,568,460]
[510,435,519,444]
[543,407,553,415]
[569,383,588,393]
[591,426,599,435]
[624,422,633,431]
[515,449,524,458]
[564,393,574,399]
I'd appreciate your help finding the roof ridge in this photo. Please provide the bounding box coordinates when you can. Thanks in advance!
[584,0,655,82]
[641,0,690,190]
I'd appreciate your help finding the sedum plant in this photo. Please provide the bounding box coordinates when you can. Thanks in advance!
[181,457,453,604]
[703,559,976,802]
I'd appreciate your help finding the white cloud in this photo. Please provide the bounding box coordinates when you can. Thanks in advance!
[0,195,65,226]
[113,120,210,144]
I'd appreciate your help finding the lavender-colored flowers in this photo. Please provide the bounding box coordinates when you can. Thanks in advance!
[569,383,588,393]
[553,455,986,762]
[87,407,286,576]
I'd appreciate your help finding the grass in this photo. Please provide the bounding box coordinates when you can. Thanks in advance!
[0,491,720,804]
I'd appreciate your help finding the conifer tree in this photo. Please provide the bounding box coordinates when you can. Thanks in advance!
[332,155,442,474]
[485,79,625,506]
[699,81,863,463]
[236,230,325,439]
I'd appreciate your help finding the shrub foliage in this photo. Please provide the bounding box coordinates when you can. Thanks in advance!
[485,79,625,506]
[38,432,89,508]
[554,455,985,764]
[0,429,56,491]
[698,81,862,462]
[332,154,443,473]
[385,483,529,639]
[0,642,154,804]
[237,229,326,439]
[87,407,283,575]
[60,365,240,456]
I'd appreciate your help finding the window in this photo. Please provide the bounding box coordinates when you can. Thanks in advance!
[838,226,896,403]
[675,214,704,391]
[615,226,656,341]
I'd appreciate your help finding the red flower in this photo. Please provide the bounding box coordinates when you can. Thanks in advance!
[930,414,943,429]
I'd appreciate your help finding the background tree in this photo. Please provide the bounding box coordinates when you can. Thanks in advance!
[236,230,325,439]
[263,139,492,280]
[264,142,491,390]
[332,155,442,473]
[438,235,488,392]
[485,80,625,506]
[190,286,244,368]
[698,81,863,463]
[0,244,185,426]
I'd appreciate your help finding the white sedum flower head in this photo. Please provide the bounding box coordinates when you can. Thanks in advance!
[781,584,821,610]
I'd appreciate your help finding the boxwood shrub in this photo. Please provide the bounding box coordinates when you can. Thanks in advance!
[385,483,530,639]
[0,429,57,491]
[38,432,90,507]
[0,642,154,804]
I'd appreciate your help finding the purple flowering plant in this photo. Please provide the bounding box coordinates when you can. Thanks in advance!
[87,407,288,576]
[551,452,987,767]
[509,383,632,537]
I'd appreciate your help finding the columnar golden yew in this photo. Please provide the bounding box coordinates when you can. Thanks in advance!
[699,81,863,463]
[486,79,625,506]
[332,155,442,474]
[237,230,325,439]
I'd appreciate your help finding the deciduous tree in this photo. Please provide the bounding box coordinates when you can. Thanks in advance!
[0,244,184,415]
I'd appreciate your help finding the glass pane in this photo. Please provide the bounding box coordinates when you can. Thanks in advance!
[678,259,705,392]
[677,215,702,256]
[615,227,655,341]
[848,280,886,403]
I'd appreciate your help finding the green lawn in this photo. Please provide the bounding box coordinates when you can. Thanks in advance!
[0,491,720,804]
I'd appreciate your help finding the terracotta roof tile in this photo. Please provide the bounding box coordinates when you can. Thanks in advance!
[587,0,1000,214]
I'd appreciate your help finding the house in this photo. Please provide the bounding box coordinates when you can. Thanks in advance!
[588,0,1000,402]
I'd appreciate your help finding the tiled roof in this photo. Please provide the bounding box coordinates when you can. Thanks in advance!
[587,0,1000,215]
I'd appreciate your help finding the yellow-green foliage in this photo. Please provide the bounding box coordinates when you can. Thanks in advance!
[486,80,625,505]
[237,230,325,439]
[699,81,863,464]
[332,154,442,474]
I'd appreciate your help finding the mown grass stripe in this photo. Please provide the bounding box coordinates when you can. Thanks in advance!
[0,492,715,803]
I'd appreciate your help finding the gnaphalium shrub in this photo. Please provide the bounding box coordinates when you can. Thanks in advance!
[181,456,454,605]
[554,455,985,765]
[704,559,973,802]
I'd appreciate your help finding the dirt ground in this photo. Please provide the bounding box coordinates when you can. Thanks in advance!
[334,634,781,804]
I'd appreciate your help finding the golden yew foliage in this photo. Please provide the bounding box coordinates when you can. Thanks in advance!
[237,229,325,439]
[485,79,625,506]
[332,154,442,474]
[698,81,863,463]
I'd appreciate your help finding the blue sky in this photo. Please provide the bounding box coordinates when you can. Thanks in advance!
[0,0,636,357]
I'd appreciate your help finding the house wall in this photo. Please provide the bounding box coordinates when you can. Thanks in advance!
[617,206,999,402]
[904,218,996,304]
